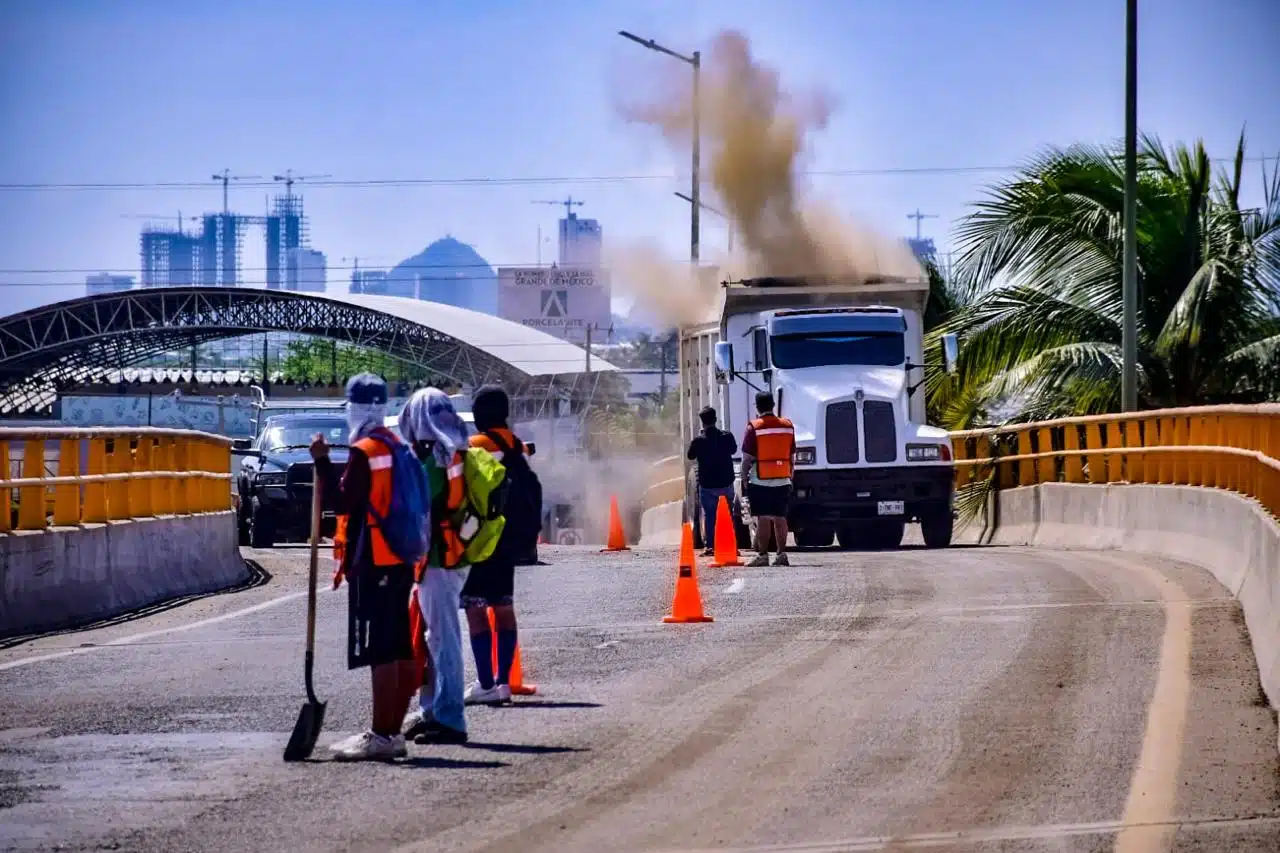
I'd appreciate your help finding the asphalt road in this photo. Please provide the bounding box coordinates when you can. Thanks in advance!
[1,542,1278,853]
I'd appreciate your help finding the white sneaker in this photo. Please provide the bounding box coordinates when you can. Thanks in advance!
[330,731,401,762]
[464,680,509,705]
[327,732,367,753]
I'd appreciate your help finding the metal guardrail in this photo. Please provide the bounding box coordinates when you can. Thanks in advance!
[643,405,1280,517]
[0,427,234,532]
[951,404,1280,515]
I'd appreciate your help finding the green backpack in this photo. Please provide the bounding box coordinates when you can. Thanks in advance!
[454,446,508,565]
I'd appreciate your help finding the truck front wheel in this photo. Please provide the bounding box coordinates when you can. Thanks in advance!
[795,526,835,548]
[920,509,954,548]
[838,521,904,550]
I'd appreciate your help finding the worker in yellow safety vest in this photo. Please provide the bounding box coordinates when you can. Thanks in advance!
[740,390,796,567]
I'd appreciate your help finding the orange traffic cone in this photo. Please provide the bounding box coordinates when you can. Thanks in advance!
[509,644,537,695]
[600,495,631,552]
[664,522,714,623]
[486,607,538,695]
[711,495,741,567]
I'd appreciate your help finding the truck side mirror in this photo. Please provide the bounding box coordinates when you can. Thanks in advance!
[942,333,959,375]
[713,341,735,386]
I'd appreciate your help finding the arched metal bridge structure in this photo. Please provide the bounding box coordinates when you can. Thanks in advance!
[0,287,617,415]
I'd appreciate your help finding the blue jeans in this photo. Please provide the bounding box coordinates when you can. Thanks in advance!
[417,566,470,733]
[699,486,735,548]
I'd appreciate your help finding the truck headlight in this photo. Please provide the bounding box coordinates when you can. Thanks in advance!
[795,447,816,465]
[906,443,951,462]
[256,471,288,486]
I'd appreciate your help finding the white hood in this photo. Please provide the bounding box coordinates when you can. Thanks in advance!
[776,365,907,443]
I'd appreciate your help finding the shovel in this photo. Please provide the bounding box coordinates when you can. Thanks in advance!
[283,466,327,761]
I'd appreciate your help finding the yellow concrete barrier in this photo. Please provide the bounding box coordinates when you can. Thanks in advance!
[0,427,234,532]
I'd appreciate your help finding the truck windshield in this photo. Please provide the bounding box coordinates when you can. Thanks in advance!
[770,332,906,369]
[261,420,347,450]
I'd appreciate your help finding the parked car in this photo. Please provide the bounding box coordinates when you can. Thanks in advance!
[233,412,349,548]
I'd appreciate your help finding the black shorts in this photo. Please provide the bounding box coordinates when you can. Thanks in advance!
[747,483,792,518]
[460,556,515,609]
[346,564,415,670]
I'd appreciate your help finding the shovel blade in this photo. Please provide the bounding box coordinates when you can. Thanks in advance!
[283,700,327,762]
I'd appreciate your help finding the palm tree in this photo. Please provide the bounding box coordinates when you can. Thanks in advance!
[932,132,1280,427]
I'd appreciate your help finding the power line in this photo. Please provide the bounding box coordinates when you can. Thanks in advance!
[0,261,604,275]
[2,157,1271,191]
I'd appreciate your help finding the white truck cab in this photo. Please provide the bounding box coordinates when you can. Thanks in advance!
[682,274,959,550]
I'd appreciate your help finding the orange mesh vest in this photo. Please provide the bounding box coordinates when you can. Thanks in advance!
[331,437,402,569]
[750,414,796,480]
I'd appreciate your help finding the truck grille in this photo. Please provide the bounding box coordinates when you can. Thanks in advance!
[863,400,897,463]
[825,401,860,463]
[287,461,344,485]
[287,462,315,485]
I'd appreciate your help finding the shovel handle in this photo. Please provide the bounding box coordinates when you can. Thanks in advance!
[305,466,322,656]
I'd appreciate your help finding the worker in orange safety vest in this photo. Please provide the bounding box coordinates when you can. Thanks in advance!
[312,373,418,762]
[740,390,796,567]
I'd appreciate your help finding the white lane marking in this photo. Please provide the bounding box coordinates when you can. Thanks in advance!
[0,589,309,672]
[648,815,1280,852]
[725,578,746,595]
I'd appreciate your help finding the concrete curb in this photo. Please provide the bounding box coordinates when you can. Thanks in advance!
[0,511,250,638]
[968,483,1279,750]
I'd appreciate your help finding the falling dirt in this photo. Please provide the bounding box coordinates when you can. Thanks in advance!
[608,29,922,328]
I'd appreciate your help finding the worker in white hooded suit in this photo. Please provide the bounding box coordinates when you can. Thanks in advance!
[398,387,473,744]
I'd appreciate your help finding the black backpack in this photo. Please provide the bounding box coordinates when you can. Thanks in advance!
[483,430,543,561]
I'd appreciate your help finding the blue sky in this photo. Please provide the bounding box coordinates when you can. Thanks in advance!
[1,0,1277,317]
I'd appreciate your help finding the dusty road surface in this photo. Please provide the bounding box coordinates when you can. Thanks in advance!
[2,543,1278,853]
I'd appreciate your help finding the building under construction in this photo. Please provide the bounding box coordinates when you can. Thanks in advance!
[138,193,310,290]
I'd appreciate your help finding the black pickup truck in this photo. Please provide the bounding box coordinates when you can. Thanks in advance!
[233,412,349,548]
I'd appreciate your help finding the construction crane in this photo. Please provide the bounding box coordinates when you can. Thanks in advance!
[533,196,586,218]
[906,209,938,240]
[212,170,263,214]
[272,170,332,201]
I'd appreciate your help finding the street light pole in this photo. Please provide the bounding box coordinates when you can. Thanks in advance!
[619,31,701,269]
[690,50,701,268]
[1121,0,1139,412]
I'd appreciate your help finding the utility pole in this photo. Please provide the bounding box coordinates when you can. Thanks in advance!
[907,209,938,241]
[585,325,593,374]
[1121,0,1139,412]
[211,170,262,215]
[619,31,701,267]
[261,334,270,397]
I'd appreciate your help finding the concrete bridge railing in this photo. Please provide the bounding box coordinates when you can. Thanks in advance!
[639,404,1280,746]
[0,427,247,638]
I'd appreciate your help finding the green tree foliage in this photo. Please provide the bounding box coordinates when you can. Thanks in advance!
[928,132,1280,430]
[276,338,425,384]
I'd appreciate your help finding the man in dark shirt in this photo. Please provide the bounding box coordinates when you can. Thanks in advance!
[686,406,738,555]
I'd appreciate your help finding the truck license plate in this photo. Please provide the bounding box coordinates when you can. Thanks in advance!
[877,500,905,516]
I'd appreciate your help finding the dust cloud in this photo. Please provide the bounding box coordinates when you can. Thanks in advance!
[532,449,654,545]
[608,29,923,328]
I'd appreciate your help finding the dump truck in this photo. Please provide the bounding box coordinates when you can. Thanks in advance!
[678,274,959,550]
